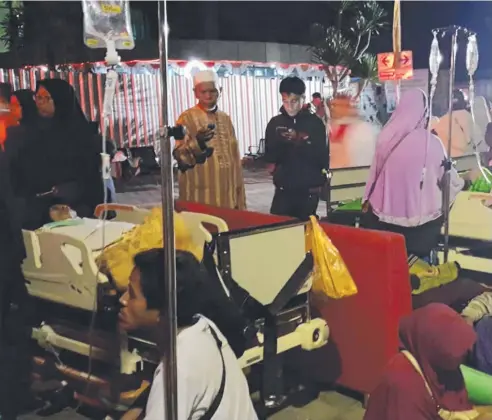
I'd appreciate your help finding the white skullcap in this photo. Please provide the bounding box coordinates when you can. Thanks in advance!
[193,70,218,87]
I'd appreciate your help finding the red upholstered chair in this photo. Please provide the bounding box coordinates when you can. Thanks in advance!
[175,201,412,395]
[313,221,411,393]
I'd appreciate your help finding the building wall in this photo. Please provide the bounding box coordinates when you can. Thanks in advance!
[168,40,313,64]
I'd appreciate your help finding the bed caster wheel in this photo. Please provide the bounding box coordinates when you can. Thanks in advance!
[296,318,329,351]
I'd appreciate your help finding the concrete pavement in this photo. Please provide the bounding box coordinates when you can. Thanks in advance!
[19,390,365,420]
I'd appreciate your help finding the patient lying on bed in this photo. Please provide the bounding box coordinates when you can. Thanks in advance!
[37,206,203,292]
[96,207,203,290]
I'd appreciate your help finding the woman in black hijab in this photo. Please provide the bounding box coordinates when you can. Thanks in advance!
[11,78,103,229]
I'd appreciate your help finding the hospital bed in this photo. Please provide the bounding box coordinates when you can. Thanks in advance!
[23,204,329,408]
[436,191,492,280]
[325,154,492,278]
[327,154,477,209]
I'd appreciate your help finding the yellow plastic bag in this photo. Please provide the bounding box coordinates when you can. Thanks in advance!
[96,208,203,291]
[305,216,357,299]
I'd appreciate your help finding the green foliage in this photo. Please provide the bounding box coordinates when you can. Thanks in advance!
[351,53,378,81]
[0,2,84,66]
[0,1,24,53]
[310,0,388,94]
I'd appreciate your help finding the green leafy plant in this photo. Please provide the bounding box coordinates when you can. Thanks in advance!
[351,52,378,99]
[0,1,25,53]
[310,1,387,96]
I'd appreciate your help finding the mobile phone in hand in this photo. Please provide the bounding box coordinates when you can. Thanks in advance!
[276,126,290,135]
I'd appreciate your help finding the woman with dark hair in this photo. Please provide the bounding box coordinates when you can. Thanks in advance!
[119,249,257,420]
[9,78,103,229]
[3,90,37,161]
[11,89,37,126]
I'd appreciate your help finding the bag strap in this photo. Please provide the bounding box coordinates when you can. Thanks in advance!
[401,351,434,398]
[200,325,227,420]
[401,351,479,420]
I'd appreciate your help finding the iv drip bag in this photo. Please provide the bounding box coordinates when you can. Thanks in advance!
[82,0,135,50]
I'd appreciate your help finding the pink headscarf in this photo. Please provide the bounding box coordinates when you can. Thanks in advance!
[364,88,464,227]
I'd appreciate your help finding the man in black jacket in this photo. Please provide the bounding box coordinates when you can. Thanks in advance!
[264,77,329,220]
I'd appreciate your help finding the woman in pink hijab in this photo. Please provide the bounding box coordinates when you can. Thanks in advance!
[363,88,466,258]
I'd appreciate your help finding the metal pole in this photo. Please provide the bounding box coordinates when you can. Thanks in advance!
[395,80,401,104]
[158,1,178,419]
[442,30,458,263]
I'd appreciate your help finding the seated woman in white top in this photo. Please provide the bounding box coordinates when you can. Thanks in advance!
[431,89,486,157]
[119,249,258,420]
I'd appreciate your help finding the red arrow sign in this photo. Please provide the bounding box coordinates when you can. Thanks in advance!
[377,51,413,81]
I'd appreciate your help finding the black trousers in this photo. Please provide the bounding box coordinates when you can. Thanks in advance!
[270,188,319,221]
[0,257,33,418]
[362,209,443,259]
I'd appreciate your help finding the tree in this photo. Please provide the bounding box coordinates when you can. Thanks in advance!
[351,52,388,125]
[350,52,378,99]
[0,1,25,62]
[310,1,387,97]
[0,2,86,67]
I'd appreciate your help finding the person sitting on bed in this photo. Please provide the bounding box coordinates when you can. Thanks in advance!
[8,79,103,230]
[363,303,490,420]
[362,88,477,260]
[481,122,492,167]
[431,89,486,158]
[118,249,258,420]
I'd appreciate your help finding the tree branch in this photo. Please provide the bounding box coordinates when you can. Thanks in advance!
[356,32,372,60]
[339,65,351,84]
[353,79,368,100]
[324,65,334,80]
[354,34,362,57]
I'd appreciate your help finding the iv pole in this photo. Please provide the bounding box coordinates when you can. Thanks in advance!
[433,26,476,262]
[441,27,458,263]
[158,1,179,419]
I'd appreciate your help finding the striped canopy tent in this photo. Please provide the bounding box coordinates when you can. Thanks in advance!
[0,60,348,152]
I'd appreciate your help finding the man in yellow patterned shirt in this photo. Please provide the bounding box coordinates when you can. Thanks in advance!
[173,70,246,210]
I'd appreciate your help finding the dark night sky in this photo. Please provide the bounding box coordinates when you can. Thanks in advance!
[140,1,492,78]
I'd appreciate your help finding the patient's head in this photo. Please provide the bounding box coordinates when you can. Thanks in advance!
[49,204,76,222]
[119,249,209,332]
